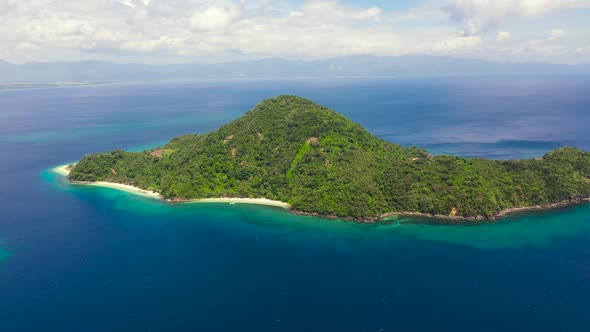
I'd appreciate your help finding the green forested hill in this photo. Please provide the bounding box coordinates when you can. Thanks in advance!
[69,96,590,220]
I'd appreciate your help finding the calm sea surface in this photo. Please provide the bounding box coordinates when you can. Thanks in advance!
[0,78,589,331]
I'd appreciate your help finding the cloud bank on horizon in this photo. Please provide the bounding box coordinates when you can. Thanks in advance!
[0,0,589,64]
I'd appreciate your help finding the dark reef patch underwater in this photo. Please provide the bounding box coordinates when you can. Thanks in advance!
[1,78,589,331]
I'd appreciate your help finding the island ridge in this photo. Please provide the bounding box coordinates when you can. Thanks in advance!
[66,96,590,221]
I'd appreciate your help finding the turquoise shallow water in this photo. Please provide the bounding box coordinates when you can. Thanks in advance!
[48,168,590,251]
[1,79,589,331]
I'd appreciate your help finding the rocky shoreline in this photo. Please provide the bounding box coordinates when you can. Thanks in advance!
[289,209,485,223]
[292,197,590,223]
[490,197,590,220]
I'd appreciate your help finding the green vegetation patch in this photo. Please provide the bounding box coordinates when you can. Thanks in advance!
[287,142,312,179]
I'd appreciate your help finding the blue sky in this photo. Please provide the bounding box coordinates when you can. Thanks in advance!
[0,0,588,64]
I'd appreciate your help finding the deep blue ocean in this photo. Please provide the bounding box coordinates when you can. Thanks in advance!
[0,78,589,331]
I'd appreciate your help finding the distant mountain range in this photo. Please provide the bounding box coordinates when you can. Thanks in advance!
[1,56,589,83]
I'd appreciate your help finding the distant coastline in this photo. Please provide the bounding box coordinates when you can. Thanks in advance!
[3,55,590,84]
[52,165,291,209]
[0,81,113,92]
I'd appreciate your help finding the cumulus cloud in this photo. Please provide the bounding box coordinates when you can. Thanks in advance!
[190,5,241,31]
[496,31,511,42]
[298,2,383,23]
[445,0,590,35]
[548,29,564,41]
[0,0,588,63]
[432,35,482,52]
[0,0,399,62]
[519,39,566,56]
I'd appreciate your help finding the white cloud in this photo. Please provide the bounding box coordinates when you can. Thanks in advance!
[522,39,566,56]
[0,0,18,12]
[548,29,564,41]
[190,5,241,32]
[446,0,590,35]
[122,0,150,9]
[0,0,588,64]
[298,2,383,23]
[496,31,511,42]
[432,35,482,52]
[16,42,42,51]
[0,0,399,62]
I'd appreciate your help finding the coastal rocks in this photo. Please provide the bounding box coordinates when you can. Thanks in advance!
[491,197,590,220]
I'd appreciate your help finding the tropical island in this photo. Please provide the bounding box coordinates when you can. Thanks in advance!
[64,95,590,222]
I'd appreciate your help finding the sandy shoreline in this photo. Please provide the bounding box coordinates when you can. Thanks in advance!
[185,198,291,209]
[51,164,291,209]
[52,164,588,221]
[52,164,72,176]
[82,181,162,199]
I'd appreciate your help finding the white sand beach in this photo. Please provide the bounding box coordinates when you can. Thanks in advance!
[188,197,291,209]
[52,164,290,208]
[85,181,163,199]
[52,164,162,199]
[52,164,72,176]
